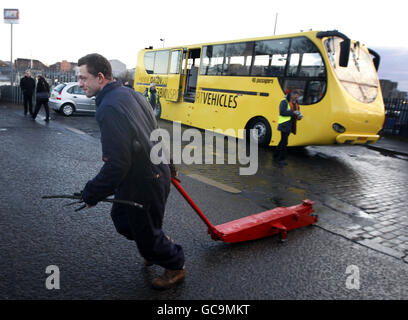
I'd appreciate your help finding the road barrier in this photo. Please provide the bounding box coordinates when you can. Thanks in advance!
[383,98,408,138]
[0,70,76,104]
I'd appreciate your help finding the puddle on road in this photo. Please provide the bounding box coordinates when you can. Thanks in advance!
[268,196,283,207]
[287,187,306,198]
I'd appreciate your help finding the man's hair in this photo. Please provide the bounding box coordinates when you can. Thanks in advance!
[78,53,112,80]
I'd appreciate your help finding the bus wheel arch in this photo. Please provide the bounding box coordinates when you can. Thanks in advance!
[245,117,272,147]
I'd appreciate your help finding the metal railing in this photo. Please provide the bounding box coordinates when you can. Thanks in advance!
[0,70,77,104]
[383,98,408,138]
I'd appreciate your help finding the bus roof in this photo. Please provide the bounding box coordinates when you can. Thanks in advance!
[142,30,351,52]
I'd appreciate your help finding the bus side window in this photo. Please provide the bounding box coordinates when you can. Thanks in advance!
[224,42,253,76]
[280,79,326,105]
[280,37,327,105]
[308,81,325,103]
[252,55,269,76]
[169,51,181,74]
[301,53,325,77]
[287,54,300,77]
[287,38,324,78]
[144,52,155,74]
[153,51,170,74]
[182,51,187,75]
[201,45,225,76]
[252,39,290,77]
[270,54,287,76]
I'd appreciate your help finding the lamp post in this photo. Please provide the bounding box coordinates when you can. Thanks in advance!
[10,24,13,86]
[4,9,19,102]
[160,38,165,48]
[274,13,278,35]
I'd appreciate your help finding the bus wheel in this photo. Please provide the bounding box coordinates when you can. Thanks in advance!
[247,117,272,147]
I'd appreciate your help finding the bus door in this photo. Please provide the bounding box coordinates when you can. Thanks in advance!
[166,49,183,102]
[183,48,201,103]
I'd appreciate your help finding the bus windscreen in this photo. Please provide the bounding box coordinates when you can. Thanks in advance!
[325,37,379,103]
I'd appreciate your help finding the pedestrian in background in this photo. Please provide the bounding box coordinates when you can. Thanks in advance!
[143,83,161,118]
[20,70,36,116]
[32,75,50,122]
[274,89,303,165]
[77,53,185,290]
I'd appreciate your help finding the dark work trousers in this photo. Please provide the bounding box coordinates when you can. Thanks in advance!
[110,175,185,271]
[274,130,290,161]
[23,93,34,115]
[32,99,50,120]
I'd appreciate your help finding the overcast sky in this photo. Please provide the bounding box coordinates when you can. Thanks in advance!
[1,0,407,90]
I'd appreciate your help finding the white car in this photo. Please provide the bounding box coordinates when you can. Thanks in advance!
[49,82,96,116]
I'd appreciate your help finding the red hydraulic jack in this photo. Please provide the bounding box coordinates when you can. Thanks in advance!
[171,177,318,243]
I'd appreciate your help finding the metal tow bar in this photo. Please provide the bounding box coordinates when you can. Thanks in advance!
[42,194,143,212]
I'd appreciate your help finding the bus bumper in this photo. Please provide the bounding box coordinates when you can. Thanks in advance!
[336,133,380,144]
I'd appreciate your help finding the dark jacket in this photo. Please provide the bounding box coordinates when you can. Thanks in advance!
[82,82,170,207]
[20,76,36,95]
[36,78,50,102]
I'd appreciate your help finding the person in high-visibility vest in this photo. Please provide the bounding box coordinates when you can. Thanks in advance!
[143,83,161,117]
[273,89,303,165]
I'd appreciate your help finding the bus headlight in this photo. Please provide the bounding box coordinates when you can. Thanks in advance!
[332,123,346,133]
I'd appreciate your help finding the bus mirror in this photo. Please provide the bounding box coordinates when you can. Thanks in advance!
[339,39,350,67]
[368,48,381,71]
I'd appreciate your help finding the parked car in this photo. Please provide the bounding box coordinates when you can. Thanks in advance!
[49,82,96,116]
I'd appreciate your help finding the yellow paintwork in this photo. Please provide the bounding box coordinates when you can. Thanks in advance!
[133,31,385,146]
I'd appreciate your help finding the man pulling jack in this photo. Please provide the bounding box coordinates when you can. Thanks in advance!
[77,53,185,290]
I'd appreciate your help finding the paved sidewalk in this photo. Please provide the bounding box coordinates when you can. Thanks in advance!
[366,136,408,157]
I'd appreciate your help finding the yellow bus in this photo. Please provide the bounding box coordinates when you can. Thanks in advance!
[134,30,384,147]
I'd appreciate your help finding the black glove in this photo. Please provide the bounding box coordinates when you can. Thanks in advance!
[81,184,99,207]
[73,192,83,199]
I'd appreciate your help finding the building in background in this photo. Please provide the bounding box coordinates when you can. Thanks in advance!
[109,59,127,78]
[15,58,47,72]
[380,79,408,99]
[49,60,78,72]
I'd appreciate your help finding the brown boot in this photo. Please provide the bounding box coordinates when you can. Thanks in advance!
[152,265,186,290]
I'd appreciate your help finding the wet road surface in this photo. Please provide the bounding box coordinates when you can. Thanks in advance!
[51,107,408,262]
[1,103,408,300]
